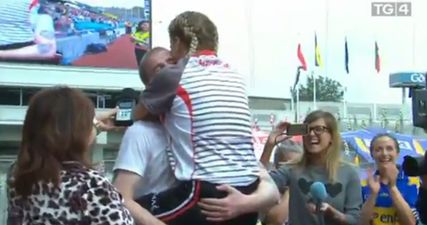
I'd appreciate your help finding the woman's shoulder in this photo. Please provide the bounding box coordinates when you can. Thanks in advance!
[61,164,108,185]
[339,161,358,170]
[338,162,360,177]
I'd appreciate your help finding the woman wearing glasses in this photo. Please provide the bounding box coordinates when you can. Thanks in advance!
[199,110,362,225]
[262,110,362,225]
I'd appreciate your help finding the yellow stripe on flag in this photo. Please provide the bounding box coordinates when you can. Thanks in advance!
[413,139,425,155]
[315,45,323,67]
[355,137,370,154]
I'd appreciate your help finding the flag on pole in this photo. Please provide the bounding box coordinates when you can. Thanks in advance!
[252,118,260,131]
[269,114,276,130]
[269,114,276,124]
[297,43,307,71]
[375,41,381,73]
[345,37,349,74]
[29,0,39,10]
[315,33,323,67]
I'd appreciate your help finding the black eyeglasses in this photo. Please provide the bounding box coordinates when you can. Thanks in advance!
[308,126,330,135]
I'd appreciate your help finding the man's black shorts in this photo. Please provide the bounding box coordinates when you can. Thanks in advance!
[136,179,260,225]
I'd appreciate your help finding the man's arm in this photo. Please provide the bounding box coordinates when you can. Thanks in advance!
[113,170,165,225]
[112,123,165,225]
[198,166,280,222]
[263,190,289,225]
[241,166,281,213]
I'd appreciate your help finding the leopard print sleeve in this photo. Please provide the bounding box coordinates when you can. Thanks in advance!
[81,170,134,225]
[6,163,23,225]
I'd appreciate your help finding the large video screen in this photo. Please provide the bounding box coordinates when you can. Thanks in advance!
[0,0,151,69]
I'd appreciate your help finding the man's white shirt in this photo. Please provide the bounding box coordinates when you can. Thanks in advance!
[113,121,177,198]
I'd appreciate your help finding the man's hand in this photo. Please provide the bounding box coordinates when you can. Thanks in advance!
[198,184,247,222]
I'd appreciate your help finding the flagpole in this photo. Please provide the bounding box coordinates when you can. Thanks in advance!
[293,66,303,122]
[296,87,300,122]
[290,86,296,122]
[343,86,348,119]
[312,70,317,110]
[290,86,294,112]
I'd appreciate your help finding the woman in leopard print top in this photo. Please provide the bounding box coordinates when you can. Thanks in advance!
[7,87,134,225]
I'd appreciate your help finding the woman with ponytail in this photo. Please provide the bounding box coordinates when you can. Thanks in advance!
[132,11,279,225]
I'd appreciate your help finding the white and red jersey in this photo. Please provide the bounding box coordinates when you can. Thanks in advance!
[141,51,259,186]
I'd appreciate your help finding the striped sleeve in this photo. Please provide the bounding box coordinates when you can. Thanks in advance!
[411,208,419,223]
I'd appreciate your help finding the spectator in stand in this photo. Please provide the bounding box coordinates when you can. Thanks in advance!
[131,20,150,65]
[125,21,132,34]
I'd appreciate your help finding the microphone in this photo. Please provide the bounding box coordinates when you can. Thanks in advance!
[309,182,328,225]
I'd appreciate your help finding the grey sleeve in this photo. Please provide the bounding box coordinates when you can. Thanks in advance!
[139,59,186,115]
[343,166,363,225]
[268,165,291,194]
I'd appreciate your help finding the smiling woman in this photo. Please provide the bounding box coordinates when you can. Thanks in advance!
[359,133,419,225]
[267,110,362,225]
[251,110,362,225]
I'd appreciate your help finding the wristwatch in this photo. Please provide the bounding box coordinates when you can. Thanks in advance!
[93,117,101,135]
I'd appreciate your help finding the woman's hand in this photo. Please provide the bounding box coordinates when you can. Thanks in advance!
[306,202,330,214]
[378,163,399,187]
[267,121,291,146]
[367,167,381,195]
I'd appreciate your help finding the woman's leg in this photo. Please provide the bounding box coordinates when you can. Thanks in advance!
[134,48,147,66]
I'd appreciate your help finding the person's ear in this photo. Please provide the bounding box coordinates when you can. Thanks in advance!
[171,36,180,46]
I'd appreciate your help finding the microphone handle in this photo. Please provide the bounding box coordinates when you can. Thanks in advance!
[318,211,325,225]
[316,201,325,225]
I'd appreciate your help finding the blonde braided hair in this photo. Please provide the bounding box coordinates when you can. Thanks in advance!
[168,11,218,56]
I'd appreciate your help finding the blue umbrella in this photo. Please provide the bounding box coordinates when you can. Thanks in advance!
[342,129,374,164]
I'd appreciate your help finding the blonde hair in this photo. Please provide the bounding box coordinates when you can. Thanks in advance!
[168,11,219,56]
[296,110,344,182]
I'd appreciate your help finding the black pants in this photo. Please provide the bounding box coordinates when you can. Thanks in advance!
[136,179,260,225]
[134,48,147,66]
